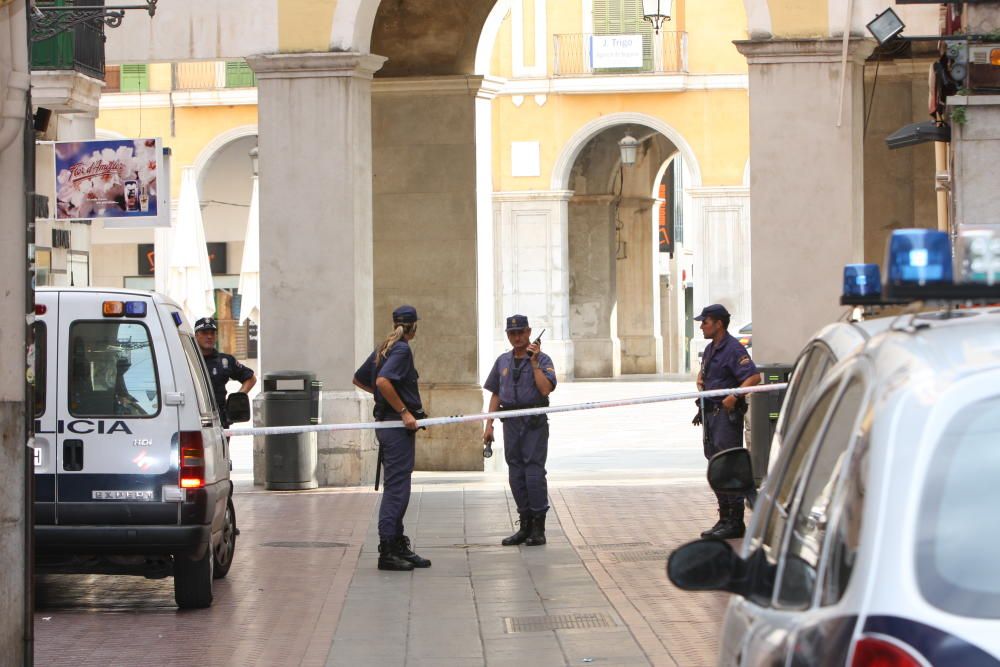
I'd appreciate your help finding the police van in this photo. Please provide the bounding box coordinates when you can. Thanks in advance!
[669,229,1000,666]
[32,288,250,609]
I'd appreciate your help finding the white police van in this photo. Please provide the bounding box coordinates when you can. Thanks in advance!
[669,229,1000,666]
[32,288,249,609]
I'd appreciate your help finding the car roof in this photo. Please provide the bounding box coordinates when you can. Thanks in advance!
[36,287,182,310]
[807,316,895,361]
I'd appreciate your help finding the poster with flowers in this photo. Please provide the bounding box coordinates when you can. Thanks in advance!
[54,138,162,221]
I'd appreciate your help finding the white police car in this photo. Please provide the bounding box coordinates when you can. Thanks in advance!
[668,229,1000,666]
[32,288,250,608]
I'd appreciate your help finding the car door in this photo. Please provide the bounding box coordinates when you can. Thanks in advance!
[32,294,58,524]
[55,293,179,524]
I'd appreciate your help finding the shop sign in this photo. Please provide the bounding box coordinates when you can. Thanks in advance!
[590,34,644,69]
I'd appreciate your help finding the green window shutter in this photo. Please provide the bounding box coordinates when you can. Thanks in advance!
[593,0,610,34]
[120,64,149,92]
[593,0,653,71]
[225,61,256,88]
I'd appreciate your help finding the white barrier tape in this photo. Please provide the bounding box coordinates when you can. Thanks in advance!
[225,382,788,438]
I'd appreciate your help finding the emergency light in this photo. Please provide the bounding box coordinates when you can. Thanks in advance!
[956,226,1000,285]
[124,301,147,317]
[842,264,882,298]
[103,301,148,317]
[886,229,953,287]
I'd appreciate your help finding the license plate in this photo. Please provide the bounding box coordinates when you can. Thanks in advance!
[92,490,154,501]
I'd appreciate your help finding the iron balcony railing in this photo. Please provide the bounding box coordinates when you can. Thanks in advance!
[30,0,106,80]
[553,31,687,76]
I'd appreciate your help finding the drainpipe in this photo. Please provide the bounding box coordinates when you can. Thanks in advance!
[0,0,31,154]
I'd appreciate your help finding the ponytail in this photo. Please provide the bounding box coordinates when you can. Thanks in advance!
[376,321,416,364]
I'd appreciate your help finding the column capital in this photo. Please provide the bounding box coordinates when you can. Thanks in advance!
[493,189,574,203]
[246,52,387,80]
[372,75,507,100]
[734,38,875,66]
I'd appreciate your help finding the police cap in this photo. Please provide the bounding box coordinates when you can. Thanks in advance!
[505,314,529,331]
[392,305,419,324]
[693,304,730,321]
[194,317,218,332]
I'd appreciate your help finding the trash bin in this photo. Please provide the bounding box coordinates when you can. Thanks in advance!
[260,371,322,490]
[749,363,793,485]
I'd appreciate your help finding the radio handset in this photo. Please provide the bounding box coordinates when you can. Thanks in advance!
[526,329,546,358]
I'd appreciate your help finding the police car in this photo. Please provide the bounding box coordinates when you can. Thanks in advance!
[668,229,1000,665]
[32,288,250,609]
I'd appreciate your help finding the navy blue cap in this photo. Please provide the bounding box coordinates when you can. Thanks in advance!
[693,304,730,321]
[505,314,529,331]
[194,317,218,332]
[392,305,419,324]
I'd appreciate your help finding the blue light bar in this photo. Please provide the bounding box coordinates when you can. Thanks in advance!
[886,229,952,286]
[124,301,147,317]
[843,264,882,298]
[171,312,183,327]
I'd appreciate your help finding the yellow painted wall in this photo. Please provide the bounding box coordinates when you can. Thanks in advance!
[491,12,514,77]
[685,0,749,73]
[277,0,337,52]
[147,63,173,92]
[96,106,258,193]
[768,0,828,38]
[492,90,749,190]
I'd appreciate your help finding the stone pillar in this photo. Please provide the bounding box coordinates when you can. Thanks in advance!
[735,39,873,363]
[568,194,619,378]
[616,195,662,374]
[493,190,575,377]
[689,186,752,331]
[247,52,385,486]
[371,76,498,472]
[951,95,1000,228]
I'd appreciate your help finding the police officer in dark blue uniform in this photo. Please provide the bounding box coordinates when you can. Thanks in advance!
[353,305,432,572]
[692,304,759,539]
[483,315,557,547]
[194,317,256,428]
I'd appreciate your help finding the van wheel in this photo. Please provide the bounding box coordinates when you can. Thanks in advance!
[213,497,237,579]
[174,548,214,609]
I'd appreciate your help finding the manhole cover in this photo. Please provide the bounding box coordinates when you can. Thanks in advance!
[609,549,672,563]
[503,612,617,633]
[261,541,349,549]
[589,542,653,550]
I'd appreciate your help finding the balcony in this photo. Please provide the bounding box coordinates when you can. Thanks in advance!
[553,31,687,77]
[30,4,106,80]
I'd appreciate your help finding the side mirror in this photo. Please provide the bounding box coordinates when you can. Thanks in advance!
[225,392,251,423]
[667,539,744,593]
[708,447,757,507]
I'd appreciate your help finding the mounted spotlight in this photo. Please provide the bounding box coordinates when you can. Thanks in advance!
[866,8,905,46]
[619,131,639,167]
[641,0,671,35]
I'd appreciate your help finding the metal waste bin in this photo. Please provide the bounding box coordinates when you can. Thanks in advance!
[260,371,322,490]
[749,363,793,485]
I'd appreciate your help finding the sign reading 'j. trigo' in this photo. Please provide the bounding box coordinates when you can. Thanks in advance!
[590,34,644,69]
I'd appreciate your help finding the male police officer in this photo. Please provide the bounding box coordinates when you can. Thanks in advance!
[483,315,557,546]
[194,317,256,428]
[693,304,759,539]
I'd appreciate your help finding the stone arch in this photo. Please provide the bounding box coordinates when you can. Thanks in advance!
[192,125,258,182]
[743,0,774,39]
[552,112,703,191]
[475,0,511,75]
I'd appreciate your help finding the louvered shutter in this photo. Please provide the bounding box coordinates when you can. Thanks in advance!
[593,0,653,71]
[120,64,149,92]
[225,61,256,88]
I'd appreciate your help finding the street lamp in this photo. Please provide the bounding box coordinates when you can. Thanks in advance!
[642,0,671,35]
[30,0,159,42]
[865,8,905,46]
[619,131,640,167]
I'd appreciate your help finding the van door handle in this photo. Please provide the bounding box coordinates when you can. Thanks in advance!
[63,439,84,471]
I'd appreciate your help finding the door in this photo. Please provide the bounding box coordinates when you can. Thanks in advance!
[33,295,57,524]
[55,293,178,523]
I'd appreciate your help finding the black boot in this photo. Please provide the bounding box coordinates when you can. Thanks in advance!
[378,539,414,571]
[395,535,431,568]
[701,506,726,538]
[710,504,746,540]
[524,512,547,546]
[502,513,533,546]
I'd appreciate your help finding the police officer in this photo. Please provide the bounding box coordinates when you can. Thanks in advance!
[193,317,256,428]
[483,315,557,547]
[353,305,431,572]
[693,304,759,540]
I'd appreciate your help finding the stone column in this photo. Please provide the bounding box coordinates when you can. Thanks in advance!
[493,190,575,377]
[247,52,385,486]
[371,76,498,472]
[951,95,1000,228]
[734,38,873,363]
[616,195,662,375]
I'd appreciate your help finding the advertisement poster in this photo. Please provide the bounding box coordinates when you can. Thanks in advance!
[54,138,162,221]
[590,34,644,69]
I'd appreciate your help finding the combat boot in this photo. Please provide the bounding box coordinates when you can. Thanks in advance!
[396,535,432,568]
[378,539,415,571]
[710,505,746,541]
[700,506,726,538]
[525,511,547,546]
[502,513,533,546]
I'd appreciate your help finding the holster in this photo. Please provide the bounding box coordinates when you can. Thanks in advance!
[374,442,383,490]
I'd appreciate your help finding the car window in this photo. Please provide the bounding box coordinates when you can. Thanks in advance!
[820,405,872,606]
[180,334,215,416]
[69,321,160,418]
[779,344,835,437]
[33,322,46,418]
[748,383,838,607]
[916,394,1000,619]
[775,376,867,609]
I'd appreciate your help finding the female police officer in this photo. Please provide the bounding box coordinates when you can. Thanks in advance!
[483,315,557,546]
[353,305,431,571]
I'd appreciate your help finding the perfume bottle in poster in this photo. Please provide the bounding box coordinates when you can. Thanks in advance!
[124,180,139,212]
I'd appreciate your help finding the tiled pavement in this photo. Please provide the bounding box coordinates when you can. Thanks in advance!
[34,476,731,667]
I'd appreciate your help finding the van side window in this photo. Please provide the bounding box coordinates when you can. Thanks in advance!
[69,322,160,418]
[775,376,866,609]
[180,335,214,416]
[780,344,835,437]
[33,322,46,418]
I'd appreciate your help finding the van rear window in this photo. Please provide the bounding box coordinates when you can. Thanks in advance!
[33,322,46,418]
[69,322,160,418]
